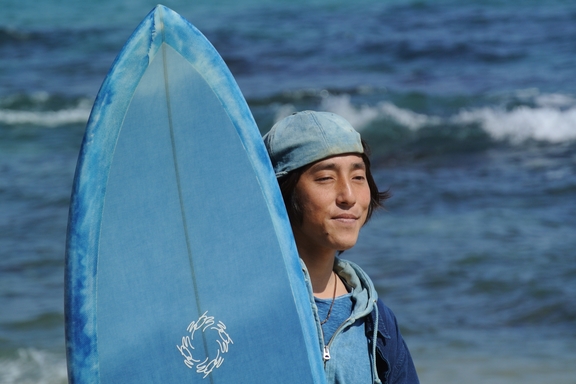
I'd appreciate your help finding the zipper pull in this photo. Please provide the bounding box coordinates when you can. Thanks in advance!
[323,346,331,361]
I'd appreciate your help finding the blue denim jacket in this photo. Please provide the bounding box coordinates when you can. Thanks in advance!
[302,258,419,384]
[365,299,420,384]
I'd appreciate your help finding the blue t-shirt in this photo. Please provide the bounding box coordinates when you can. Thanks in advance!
[315,293,353,343]
[315,293,372,383]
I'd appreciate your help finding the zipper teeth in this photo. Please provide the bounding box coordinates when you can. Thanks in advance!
[323,305,374,361]
[323,319,353,367]
[324,318,354,355]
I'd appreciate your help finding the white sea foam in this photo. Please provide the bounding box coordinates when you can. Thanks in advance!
[319,93,442,130]
[0,99,91,127]
[297,92,576,144]
[0,349,67,384]
[320,93,381,129]
[318,93,439,130]
[378,101,442,130]
[534,93,576,109]
[452,105,576,143]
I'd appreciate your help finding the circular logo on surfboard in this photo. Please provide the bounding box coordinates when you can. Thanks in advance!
[177,311,233,378]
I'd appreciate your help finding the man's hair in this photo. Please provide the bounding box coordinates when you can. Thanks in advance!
[277,141,390,226]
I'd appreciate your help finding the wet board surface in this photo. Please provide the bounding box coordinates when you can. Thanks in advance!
[65,5,325,383]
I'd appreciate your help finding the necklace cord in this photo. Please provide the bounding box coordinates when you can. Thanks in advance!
[320,271,337,325]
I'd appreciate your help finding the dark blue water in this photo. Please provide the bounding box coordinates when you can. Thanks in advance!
[1,0,575,382]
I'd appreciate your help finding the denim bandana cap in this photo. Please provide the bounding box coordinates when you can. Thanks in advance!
[263,111,364,178]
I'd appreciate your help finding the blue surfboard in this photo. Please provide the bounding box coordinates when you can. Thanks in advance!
[65,5,325,383]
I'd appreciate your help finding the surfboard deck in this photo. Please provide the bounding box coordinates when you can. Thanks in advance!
[65,5,325,383]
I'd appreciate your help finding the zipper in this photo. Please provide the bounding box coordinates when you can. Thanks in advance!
[322,319,353,364]
[323,346,331,361]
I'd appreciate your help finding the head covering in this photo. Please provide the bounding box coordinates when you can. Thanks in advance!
[263,111,363,177]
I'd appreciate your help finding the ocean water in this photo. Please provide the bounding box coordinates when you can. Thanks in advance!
[1,0,576,383]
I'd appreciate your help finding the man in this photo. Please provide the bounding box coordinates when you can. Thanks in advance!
[263,111,419,384]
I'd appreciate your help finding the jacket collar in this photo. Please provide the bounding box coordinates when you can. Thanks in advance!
[333,257,377,321]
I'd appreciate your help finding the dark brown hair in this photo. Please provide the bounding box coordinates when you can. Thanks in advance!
[278,140,390,226]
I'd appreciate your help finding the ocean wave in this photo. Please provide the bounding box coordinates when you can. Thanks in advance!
[272,91,441,130]
[0,93,91,127]
[0,107,90,127]
[6,88,576,144]
[309,92,576,145]
[0,349,67,384]
[320,93,442,131]
[452,104,576,144]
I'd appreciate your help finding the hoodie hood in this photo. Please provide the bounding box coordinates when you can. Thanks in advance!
[333,257,378,320]
[299,256,378,336]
